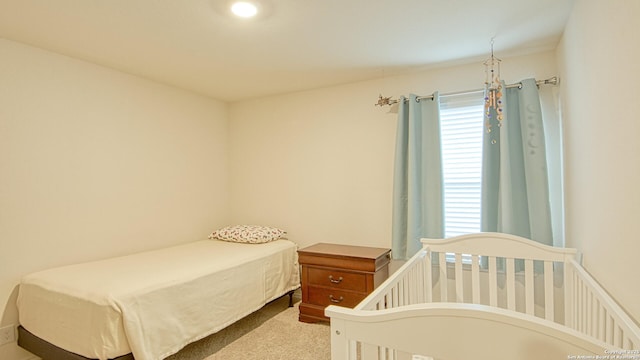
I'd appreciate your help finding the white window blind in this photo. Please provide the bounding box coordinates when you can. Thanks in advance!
[439,91,485,238]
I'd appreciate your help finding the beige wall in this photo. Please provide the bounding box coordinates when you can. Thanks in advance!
[228,51,559,250]
[557,0,640,322]
[0,39,229,357]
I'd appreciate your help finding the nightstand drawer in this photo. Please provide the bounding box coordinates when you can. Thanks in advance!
[307,286,367,308]
[308,267,367,292]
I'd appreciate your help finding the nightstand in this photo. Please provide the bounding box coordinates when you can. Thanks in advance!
[297,243,391,323]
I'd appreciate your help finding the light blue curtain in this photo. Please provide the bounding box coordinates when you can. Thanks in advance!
[391,94,444,260]
[481,78,553,246]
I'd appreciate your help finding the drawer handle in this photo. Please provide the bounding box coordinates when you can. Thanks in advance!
[329,295,344,303]
[328,275,343,284]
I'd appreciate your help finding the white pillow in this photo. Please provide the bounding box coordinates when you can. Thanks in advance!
[208,225,287,244]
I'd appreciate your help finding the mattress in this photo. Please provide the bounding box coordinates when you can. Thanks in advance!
[17,239,300,360]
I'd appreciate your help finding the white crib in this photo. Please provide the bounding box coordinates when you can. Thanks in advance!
[325,233,640,360]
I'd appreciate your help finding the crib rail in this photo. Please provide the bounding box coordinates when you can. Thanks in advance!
[566,259,640,349]
[326,233,640,360]
[326,303,610,360]
[353,248,429,312]
[422,233,577,324]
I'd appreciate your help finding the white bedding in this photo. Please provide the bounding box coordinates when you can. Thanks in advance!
[17,239,300,360]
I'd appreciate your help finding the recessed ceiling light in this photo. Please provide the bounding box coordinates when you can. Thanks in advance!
[231,1,258,18]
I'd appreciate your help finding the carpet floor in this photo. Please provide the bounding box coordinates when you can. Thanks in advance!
[165,290,331,360]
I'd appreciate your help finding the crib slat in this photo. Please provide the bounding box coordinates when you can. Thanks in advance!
[417,257,425,304]
[439,252,447,302]
[361,343,377,360]
[349,340,358,360]
[577,277,583,333]
[389,286,398,308]
[471,255,480,304]
[598,305,606,342]
[586,291,597,336]
[575,278,581,332]
[525,259,534,316]
[381,346,388,360]
[590,297,599,338]
[585,282,590,335]
[408,269,413,304]
[488,256,497,307]
[615,325,622,348]
[574,270,580,331]
[544,261,554,321]
[400,279,405,307]
[415,262,422,304]
[580,282,588,334]
[564,261,574,329]
[606,314,613,344]
[414,259,420,304]
[455,253,463,302]
[425,250,433,303]
[570,269,577,330]
[506,257,516,311]
[407,269,414,305]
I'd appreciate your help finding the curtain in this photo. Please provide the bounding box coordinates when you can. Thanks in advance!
[391,94,444,260]
[481,78,553,246]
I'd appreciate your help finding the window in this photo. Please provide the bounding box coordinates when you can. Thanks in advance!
[439,91,485,238]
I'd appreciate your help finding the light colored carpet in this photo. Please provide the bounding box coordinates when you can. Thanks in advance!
[165,290,331,360]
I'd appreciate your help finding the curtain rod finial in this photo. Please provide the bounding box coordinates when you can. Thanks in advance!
[375,94,396,107]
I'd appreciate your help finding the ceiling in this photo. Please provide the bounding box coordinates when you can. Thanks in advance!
[0,0,575,102]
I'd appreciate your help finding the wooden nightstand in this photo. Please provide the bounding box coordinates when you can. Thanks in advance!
[297,243,391,323]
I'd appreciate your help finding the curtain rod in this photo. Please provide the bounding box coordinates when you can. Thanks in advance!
[375,76,559,107]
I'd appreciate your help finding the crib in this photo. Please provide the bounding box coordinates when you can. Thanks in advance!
[325,233,640,360]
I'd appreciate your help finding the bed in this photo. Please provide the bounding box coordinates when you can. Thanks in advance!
[17,238,300,360]
[325,232,640,360]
